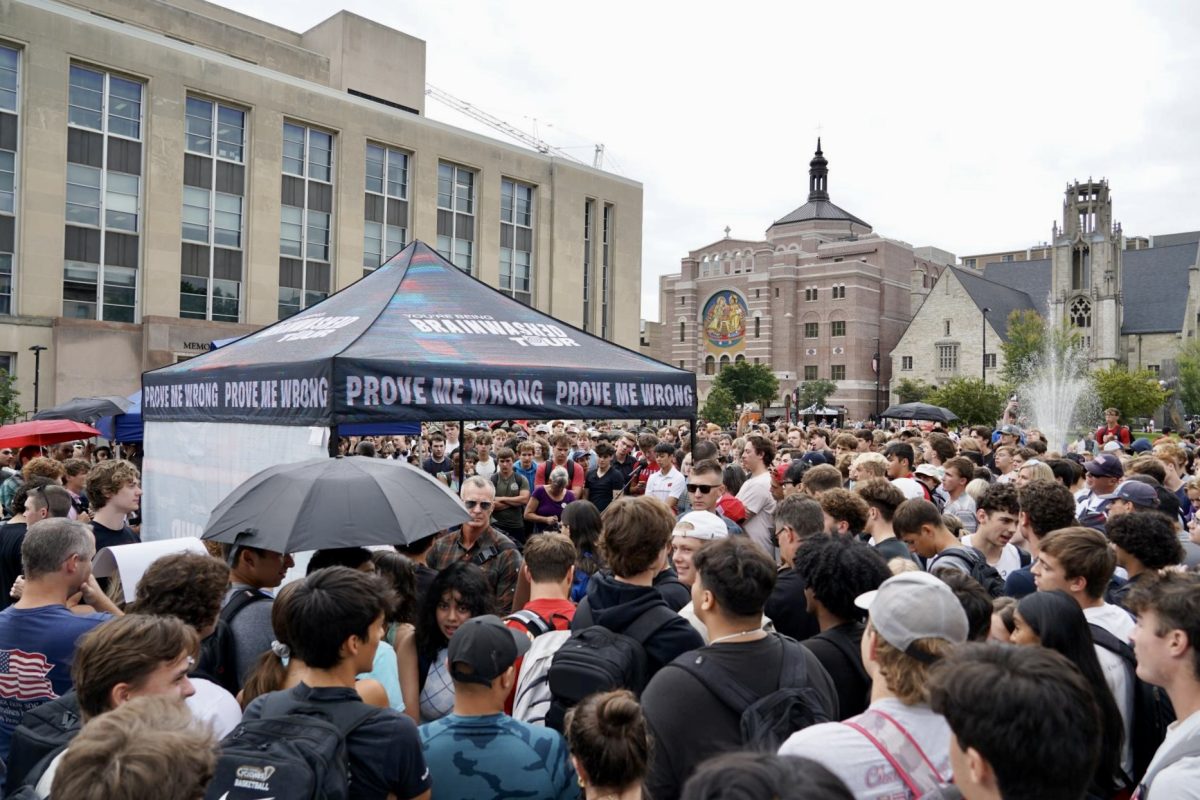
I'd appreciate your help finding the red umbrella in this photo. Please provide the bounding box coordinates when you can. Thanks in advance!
[0,419,102,448]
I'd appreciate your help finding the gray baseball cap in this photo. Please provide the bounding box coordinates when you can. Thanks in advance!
[855,572,968,662]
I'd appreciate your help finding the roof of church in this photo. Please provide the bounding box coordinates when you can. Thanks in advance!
[945,240,1200,338]
[1152,231,1200,247]
[771,199,870,229]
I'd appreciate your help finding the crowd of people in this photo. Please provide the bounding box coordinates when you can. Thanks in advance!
[0,409,1197,799]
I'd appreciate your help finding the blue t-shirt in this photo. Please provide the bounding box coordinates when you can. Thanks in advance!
[0,604,111,760]
[420,712,579,800]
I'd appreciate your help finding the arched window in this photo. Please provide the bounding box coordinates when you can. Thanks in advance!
[1070,297,1092,329]
[735,354,746,364]
[704,355,715,375]
[719,354,730,371]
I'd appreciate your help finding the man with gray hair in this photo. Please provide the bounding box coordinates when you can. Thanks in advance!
[427,475,524,613]
[764,494,828,642]
[0,519,121,761]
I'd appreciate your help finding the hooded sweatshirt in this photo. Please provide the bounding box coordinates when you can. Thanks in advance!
[575,572,704,676]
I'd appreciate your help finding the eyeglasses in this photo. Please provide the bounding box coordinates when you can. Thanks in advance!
[463,500,493,511]
[687,483,718,494]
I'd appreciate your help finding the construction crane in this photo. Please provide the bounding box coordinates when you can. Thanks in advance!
[425,84,605,169]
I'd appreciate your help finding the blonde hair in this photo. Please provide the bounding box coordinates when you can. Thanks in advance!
[888,557,920,575]
[851,451,888,478]
[871,625,955,705]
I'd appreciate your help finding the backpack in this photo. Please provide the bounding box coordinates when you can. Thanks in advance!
[545,602,679,731]
[511,629,573,725]
[199,588,273,694]
[204,690,380,800]
[1089,623,1176,782]
[3,693,81,794]
[932,546,1006,598]
[667,635,832,751]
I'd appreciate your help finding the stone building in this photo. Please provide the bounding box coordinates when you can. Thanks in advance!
[642,142,952,421]
[0,0,641,409]
[892,179,1200,391]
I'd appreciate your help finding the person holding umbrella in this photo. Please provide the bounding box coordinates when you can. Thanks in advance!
[427,476,523,615]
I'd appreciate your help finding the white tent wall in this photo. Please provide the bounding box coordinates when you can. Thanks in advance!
[142,421,329,541]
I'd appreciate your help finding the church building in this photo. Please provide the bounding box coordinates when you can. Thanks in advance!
[642,142,953,421]
[891,179,1200,392]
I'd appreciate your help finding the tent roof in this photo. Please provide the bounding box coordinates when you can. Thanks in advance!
[143,242,696,425]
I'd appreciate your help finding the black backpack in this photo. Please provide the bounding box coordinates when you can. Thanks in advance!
[1089,623,1176,782]
[932,546,1005,598]
[198,588,272,694]
[545,602,678,731]
[4,692,81,794]
[204,690,380,800]
[667,635,832,751]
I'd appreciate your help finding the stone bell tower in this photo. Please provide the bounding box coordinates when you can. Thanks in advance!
[1049,179,1122,365]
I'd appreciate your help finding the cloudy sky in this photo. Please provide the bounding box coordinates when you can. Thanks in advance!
[218,0,1200,321]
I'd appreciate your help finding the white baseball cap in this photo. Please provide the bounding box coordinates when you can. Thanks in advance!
[672,511,729,541]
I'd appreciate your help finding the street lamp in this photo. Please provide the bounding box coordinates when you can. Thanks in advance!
[28,345,47,413]
[981,308,990,383]
[873,337,881,422]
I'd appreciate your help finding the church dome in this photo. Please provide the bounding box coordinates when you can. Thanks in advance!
[769,140,870,230]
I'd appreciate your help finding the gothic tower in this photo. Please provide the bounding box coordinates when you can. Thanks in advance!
[1048,179,1123,364]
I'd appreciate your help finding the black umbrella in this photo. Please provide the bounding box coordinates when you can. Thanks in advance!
[32,395,132,425]
[204,456,470,551]
[880,402,959,423]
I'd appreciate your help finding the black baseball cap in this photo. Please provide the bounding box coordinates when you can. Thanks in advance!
[447,615,530,687]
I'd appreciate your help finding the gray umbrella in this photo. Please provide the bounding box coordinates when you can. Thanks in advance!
[32,395,132,424]
[203,456,470,551]
[880,402,959,423]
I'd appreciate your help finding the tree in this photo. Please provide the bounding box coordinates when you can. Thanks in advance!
[926,377,1007,426]
[713,360,780,410]
[0,370,21,424]
[798,379,838,410]
[1091,365,1169,421]
[1177,340,1200,415]
[1000,310,1046,384]
[699,385,736,428]
[894,377,933,404]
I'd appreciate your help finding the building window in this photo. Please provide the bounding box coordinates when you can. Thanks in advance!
[601,204,613,339]
[805,287,818,302]
[832,285,846,299]
[1147,364,1160,374]
[278,121,334,319]
[499,178,534,305]
[0,44,18,316]
[830,365,846,381]
[680,296,684,305]
[679,322,685,342]
[963,258,976,268]
[437,161,475,272]
[583,200,594,331]
[755,289,760,299]
[1071,246,1090,291]
[179,96,245,323]
[754,317,761,338]
[944,320,951,336]
[63,64,143,323]
[831,321,846,337]
[804,365,818,381]
[984,353,997,368]
[901,356,913,371]
[0,352,12,377]
[1069,296,1091,329]
[679,361,685,369]
[704,355,715,375]
[719,354,730,371]
[363,143,408,275]
[735,354,745,364]
[804,322,819,338]
[937,344,959,372]
[774,287,779,298]
[1002,254,1014,262]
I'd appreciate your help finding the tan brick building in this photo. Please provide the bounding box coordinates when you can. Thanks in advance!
[0,0,642,412]
[642,142,951,421]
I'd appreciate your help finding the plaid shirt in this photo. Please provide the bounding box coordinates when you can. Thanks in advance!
[426,526,523,615]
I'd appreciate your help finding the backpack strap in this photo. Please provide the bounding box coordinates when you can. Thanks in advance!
[1088,623,1135,667]
[572,598,595,630]
[221,587,272,625]
[623,604,682,645]
[933,546,979,574]
[814,627,870,686]
[843,708,945,796]
[506,609,554,638]
[669,650,761,714]
[259,690,380,738]
[1017,548,1032,568]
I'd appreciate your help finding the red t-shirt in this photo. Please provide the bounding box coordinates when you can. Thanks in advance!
[504,598,576,713]
[1095,424,1131,446]
[533,460,586,493]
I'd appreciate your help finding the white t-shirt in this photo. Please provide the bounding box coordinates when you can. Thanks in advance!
[959,535,1024,579]
[646,467,686,506]
[1143,709,1200,798]
[891,477,927,501]
[737,472,777,552]
[188,676,243,738]
[1085,602,1136,776]
[473,457,497,479]
[779,697,952,799]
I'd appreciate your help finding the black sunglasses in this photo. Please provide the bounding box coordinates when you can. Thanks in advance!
[463,500,493,511]
[686,483,718,494]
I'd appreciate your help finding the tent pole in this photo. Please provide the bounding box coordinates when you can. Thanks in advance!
[457,419,465,491]
[328,425,339,458]
[689,418,696,454]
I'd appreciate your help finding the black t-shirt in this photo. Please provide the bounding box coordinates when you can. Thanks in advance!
[91,519,139,551]
[0,521,27,611]
[764,567,819,641]
[421,456,451,478]
[871,536,913,564]
[584,467,626,513]
[803,622,870,719]
[243,683,431,800]
[641,636,839,800]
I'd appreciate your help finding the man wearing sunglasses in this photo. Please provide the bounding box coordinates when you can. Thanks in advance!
[685,460,743,537]
[427,476,523,615]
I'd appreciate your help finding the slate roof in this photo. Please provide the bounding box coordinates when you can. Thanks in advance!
[981,259,1052,316]
[1151,231,1200,247]
[1121,241,1199,333]
[770,199,870,229]
[949,266,1042,341]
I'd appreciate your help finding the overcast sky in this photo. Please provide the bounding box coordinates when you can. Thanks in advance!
[218,0,1200,321]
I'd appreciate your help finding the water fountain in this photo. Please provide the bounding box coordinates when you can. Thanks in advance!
[1015,324,1098,453]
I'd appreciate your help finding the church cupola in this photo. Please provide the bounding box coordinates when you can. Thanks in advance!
[808,138,829,202]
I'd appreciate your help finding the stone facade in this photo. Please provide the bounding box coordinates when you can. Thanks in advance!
[642,143,952,421]
[0,0,642,409]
